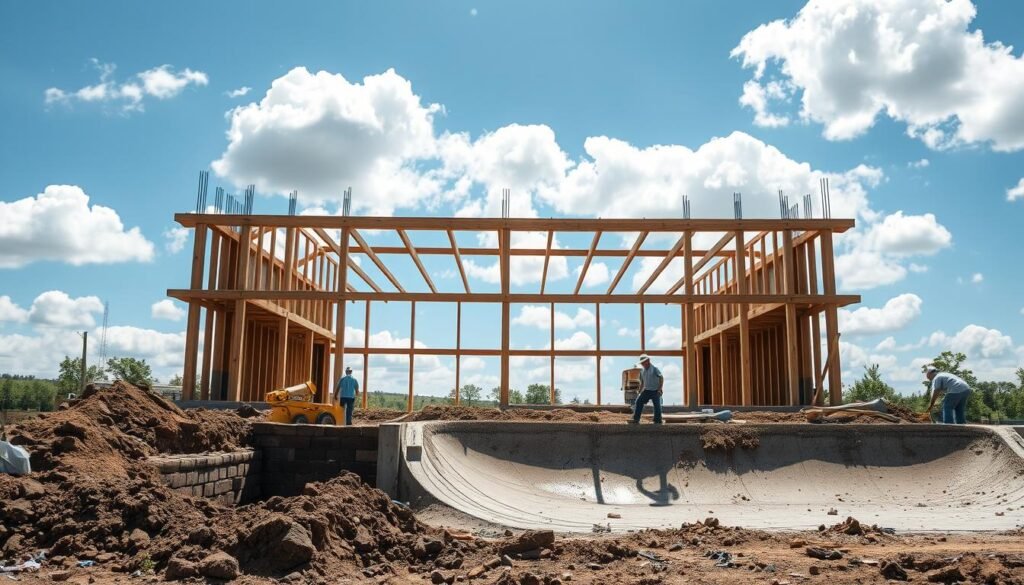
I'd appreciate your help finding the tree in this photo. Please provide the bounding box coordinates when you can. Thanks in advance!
[168,374,184,386]
[844,364,899,404]
[489,387,524,404]
[459,384,482,406]
[525,383,562,405]
[32,380,56,412]
[0,378,13,411]
[57,356,106,395]
[106,357,153,386]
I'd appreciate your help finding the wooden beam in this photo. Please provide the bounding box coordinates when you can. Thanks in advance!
[314,226,382,293]
[336,347,695,357]
[500,228,511,406]
[168,288,861,306]
[540,230,553,295]
[455,301,461,405]
[350,228,405,293]
[362,300,370,409]
[735,230,753,406]
[606,231,648,294]
[176,213,857,234]
[637,234,686,294]
[683,231,697,409]
[447,230,471,294]
[595,303,602,406]
[550,301,555,405]
[782,229,800,406]
[398,229,437,293]
[332,228,350,397]
[341,245,744,259]
[666,231,734,294]
[182,224,207,400]
[408,301,416,412]
[573,231,602,295]
[821,230,842,405]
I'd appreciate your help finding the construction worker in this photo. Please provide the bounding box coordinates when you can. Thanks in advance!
[628,354,664,424]
[335,366,359,426]
[923,365,972,424]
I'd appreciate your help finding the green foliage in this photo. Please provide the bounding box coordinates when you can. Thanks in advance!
[488,387,525,404]
[57,356,107,395]
[525,383,562,405]
[448,384,483,406]
[364,390,488,411]
[106,357,153,386]
[844,365,900,404]
[0,375,58,412]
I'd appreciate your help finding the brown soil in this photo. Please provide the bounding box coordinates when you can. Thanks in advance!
[408,405,624,423]
[700,426,760,451]
[354,407,407,423]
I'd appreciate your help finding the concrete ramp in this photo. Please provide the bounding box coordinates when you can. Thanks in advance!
[387,422,1024,532]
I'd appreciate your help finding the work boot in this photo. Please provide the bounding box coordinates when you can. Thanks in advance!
[627,419,639,425]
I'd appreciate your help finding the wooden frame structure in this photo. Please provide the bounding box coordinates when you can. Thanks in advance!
[169,215,859,410]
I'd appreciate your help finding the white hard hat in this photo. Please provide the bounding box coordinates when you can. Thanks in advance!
[924,365,938,374]
[638,353,651,365]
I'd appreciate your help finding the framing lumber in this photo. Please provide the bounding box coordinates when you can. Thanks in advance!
[573,231,602,295]
[350,228,405,293]
[606,231,648,294]
[447,230,471,294]
[398,228,437,293]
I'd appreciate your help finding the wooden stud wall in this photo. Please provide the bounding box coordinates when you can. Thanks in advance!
[172,216,858,408]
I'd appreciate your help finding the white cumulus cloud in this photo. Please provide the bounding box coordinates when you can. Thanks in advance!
[928,324,1014,359]
[839,293,922,336]
[1007,178,1024,201]
[513,305,596,330]
[27,291,104,328]
[835,211,952,289]
[226,86,251,98]
[163,226,190,253]
[0,296,29,324]
[0,185,154,268]
[732,0,1024,152]
[151,299,186,321]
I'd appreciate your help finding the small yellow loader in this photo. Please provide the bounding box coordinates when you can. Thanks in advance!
[265,381,342,425]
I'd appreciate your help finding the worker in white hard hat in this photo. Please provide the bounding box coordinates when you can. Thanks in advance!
[628,354,664,424]
[335,366,359,426]
[922,365,972,424]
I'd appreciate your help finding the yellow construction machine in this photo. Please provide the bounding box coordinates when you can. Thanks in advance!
[265,381,342,425]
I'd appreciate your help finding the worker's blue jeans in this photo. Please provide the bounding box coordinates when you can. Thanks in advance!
[941,391,970,424]
[340,397,355,426]
[632,390,663,423]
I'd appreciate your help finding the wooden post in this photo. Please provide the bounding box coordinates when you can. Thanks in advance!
[640,302,646,351]
[455,301,461,405]
[808,238,824,405]
[820,230,842,405]
[550,302,556,405]
[276,317,289,388]
[363,300,370,409]
[499,228,511,406]
[182,224,207,400]
[332,228,350,399]
[408,301,415,412]
[595,303,602,406]
[782,229,800,405]
[735,230,752,405]
[227,226,252,401]
[683,231,698,409]
[200,230,220,400]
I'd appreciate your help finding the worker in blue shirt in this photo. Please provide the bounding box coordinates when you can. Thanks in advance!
[335,366,359,426]
[923,365,973,424]
[628,353,664,424]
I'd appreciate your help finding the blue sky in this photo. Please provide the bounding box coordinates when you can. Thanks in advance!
[1,0,1022,401]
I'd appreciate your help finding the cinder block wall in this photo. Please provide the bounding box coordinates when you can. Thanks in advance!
[251,422,379,497]
[149,450,261,505]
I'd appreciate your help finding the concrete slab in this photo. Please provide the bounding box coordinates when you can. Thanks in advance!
[398,422,1024,532]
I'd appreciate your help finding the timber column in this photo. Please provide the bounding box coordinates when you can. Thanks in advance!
[332,228,350,401]
[181,224,206,400]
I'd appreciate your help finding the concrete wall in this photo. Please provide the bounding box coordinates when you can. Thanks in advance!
[251,422,378,497]
[149,449,261,505]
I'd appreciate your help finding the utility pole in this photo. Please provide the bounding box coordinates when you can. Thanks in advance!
[80,331,88,396]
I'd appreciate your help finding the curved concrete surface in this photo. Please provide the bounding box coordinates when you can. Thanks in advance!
[397,422,1024,532]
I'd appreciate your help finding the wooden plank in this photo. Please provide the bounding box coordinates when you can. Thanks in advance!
[573,231,603,294]
[200,229,220,400]
[176,213,857,233]
[596,303,602,406]
[363,301,371,409]
[168,288,861,306]
[540,230,554,294]
[398,229,437,293]
[666,231,734,294]
[782,229,800,406]
[550,302,555,405]
[332,245,746,259]
[735,230,752,406]
[182,224,208,400]
[606,231,648,294]
[820,230,842,405]
[637,234,686,294]
[640,303,646,351]
[226,300,247,401]
[408,301,416,412]
[350,228,405,292]
[500,229,511,405]
[447,230,471,294]
[332,228,350,397]
[454,301,461,405]
[314,226,382,293]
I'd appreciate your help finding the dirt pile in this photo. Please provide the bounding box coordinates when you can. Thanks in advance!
[354,407,406,423]
[700,427,759,451]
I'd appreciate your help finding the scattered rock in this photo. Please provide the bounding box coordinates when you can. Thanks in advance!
[198,551,240,581]
[431,570,446,584]
[164,558,198,580]
[809,566,821,575]
[49,571,73,582]
[926,566,965,583]
[500,555,514,567]
[806,547,843,561]
[879,560,909,581]
[607,513,621,519]
[500,530,555,556]
[789,539,806,548]
[827,508,838,516]
[668,543,683,552]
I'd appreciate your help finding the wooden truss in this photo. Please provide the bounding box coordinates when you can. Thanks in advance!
[170,215,858,410]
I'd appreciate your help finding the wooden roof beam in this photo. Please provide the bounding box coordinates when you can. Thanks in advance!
[666,231,734,295]
[606,231,648,294]
[447,230,471,293]
[313,227,383,293]
[573,231,603,295]
[398,228,437,293]
[350,228,406,293]
[636,233,687,295]
[539,230,554,294]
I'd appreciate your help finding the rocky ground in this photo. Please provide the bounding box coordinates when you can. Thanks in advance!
[4,385,1016,584]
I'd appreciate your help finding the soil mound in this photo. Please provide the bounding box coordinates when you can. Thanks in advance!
[700,427,759,451]
[410,405,622,423]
